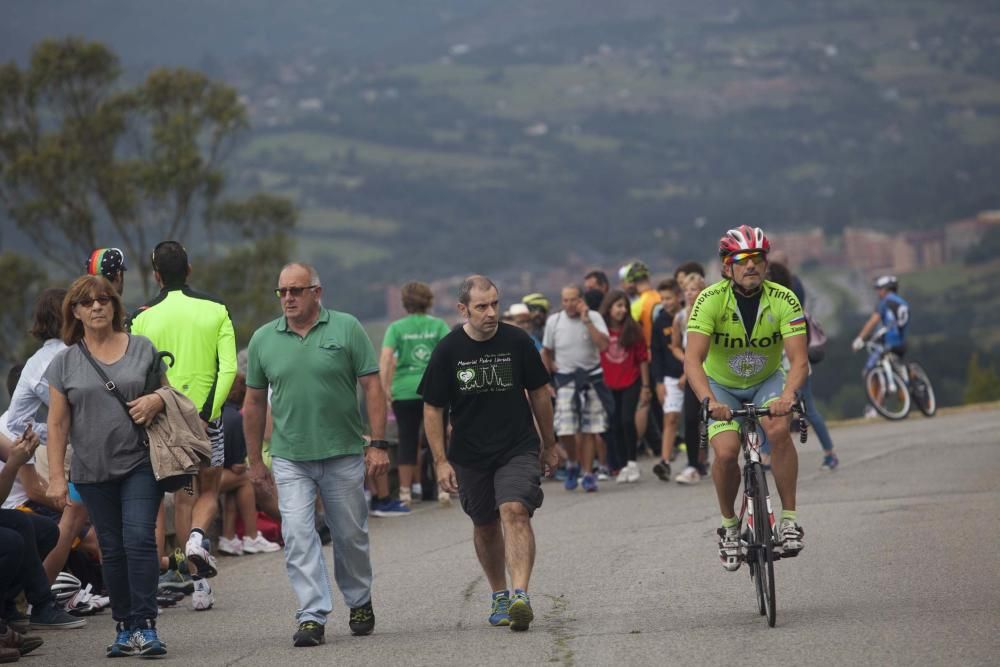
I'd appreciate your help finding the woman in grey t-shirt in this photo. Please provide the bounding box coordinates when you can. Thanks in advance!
[45,275,169,658]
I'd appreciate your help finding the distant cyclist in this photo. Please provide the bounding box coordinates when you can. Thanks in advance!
[852,275,909,367]
[683,226,809,571]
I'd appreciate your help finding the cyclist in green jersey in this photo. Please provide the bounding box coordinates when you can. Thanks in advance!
[683,226,809,572]
[130,241,237,610]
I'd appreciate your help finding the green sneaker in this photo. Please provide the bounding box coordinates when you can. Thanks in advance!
[508,590,533,632]
[488,591,510,627]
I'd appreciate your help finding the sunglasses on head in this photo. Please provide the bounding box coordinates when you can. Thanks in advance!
[726,251,767,266]
[75,295,112,308]
[275,285,318,298]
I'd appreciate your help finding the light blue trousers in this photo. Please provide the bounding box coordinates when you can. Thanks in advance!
[272,455,373,624]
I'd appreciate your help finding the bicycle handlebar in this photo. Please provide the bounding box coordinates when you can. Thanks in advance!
[698,399,808,451]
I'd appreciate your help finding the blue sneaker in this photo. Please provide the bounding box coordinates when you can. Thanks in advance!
[488,590,511,626]
[821,453,839,471]
[508,590,533,631]
[581,473,598,493]
[371,498,411,517]
[106,622,136,658]
[563,464,580,491]
[131,622,167,657]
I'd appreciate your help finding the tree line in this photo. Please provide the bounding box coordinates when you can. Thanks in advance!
[0,38,297,365]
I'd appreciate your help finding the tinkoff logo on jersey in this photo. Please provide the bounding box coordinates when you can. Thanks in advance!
[729,350,767,378]
[712,331,783,348]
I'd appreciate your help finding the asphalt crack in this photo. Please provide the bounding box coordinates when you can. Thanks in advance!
[456,575,484,631]
[541,593,576,666]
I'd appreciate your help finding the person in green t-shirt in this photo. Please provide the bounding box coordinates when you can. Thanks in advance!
[243,262,390,648]
[379,282,451,508]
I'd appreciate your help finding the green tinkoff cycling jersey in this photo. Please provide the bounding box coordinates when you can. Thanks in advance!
[687,279,806,389]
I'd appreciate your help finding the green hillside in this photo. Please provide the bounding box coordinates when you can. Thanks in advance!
[208,0,1000,319]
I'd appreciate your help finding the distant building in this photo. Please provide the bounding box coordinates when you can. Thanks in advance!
[842,227,895,273]
[946,211,1000,260]
[768,228,826,270]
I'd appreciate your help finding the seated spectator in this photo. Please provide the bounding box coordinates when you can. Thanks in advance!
[6,289,96,584]
[1,425,82,631]
[217,374,280,556]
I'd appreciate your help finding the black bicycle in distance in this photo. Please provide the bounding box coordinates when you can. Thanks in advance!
[700,399,808,627]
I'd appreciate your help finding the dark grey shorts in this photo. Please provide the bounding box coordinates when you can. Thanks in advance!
[206,417,225,468]
[452,451,544,526]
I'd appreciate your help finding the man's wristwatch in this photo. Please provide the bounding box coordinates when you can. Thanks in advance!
[367,439,390,450]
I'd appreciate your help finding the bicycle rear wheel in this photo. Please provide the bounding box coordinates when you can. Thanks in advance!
[864,366,911,420]
[752,465,776,627]
[907,362,937,417]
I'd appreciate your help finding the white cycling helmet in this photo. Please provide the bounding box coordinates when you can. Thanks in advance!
[873,275,898,290]
[51,571,82,604]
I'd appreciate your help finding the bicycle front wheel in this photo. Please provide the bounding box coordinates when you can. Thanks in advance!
[864,366,911,420]
[907,362,937,417]
[752,465,777,627]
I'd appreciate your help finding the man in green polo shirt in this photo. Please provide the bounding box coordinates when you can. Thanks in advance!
[243,262,389,648]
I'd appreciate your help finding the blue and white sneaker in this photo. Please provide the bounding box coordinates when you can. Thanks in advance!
[106,622,136,658]
[488,591,511,627]
[563,464,580,491]
[581,473,598,493]
[131,621,167,657]
[508,590,533,632]
[820,453,839,471]
[370,498,411,517]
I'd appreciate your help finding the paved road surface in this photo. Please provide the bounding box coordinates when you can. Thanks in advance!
[35,409,1000,666]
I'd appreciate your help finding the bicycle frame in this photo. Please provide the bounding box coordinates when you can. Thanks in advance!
[699,400,809,555]
[865,339,909,392]
[699,399,808,627]
[737,411,774,545]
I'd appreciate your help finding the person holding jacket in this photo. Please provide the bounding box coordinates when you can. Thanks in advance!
[46,275,169,657]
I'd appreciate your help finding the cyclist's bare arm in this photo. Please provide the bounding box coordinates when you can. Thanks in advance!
[856,312,882,341]
[684,331,731,421]
[772,333,808,416]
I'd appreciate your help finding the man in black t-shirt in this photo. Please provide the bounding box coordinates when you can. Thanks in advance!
[420,275,557,634]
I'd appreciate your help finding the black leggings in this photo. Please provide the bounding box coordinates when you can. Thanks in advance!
[610,379,642,465]
[683,383,703,471]
[393,399,425,466]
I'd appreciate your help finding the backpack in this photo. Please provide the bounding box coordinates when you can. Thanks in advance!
[805,311,827,364]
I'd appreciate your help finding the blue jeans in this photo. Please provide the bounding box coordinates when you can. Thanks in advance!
[76,462,162,627]
[801,375,834,453]
[272,455,373,625]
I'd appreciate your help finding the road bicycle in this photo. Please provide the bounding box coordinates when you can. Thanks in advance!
[700,399,808,628]
[862,339,937,420]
